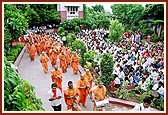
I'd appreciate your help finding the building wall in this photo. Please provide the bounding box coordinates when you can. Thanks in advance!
[58,11,67,22]
[78,11,83,18]
[57,4,83,22]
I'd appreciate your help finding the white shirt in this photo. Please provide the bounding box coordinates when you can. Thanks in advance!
[118,71,125,80]
[132,103,151,111]
[114,77,121,85]
[156,86,164,96]
[138,81,147,91]
[152,84,164,95]
[48,89,62,106]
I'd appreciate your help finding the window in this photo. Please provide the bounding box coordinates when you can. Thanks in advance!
[67,6,78,14]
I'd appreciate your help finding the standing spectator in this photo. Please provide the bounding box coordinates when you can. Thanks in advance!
[146,34,151,44]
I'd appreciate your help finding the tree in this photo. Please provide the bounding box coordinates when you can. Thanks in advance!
[29,4,60,26]
[82,5,110,30]
[108,20,124,42]
[91,4,105,12]
[138,20,153,38]
[111,4,144,26]
[99,53,114,87]
[142,4,164,38]
[15,4,40,27]
[143,4,164,20]
[4,4,28,40]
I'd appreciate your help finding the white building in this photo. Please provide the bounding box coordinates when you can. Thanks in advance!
[57,4,83,22]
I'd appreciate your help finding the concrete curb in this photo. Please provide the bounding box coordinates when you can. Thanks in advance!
[108,97,159,111]
[14,46,26,67]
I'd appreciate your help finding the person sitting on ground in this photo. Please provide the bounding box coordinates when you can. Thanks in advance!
[132,97,152,111]
[113,74,121,88]
[122,77,130,87]
[152,81,164,99]
[133,72,141,86]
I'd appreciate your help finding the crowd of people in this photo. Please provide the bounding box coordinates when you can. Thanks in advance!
[18,26,164,111]
[77,29,164,101]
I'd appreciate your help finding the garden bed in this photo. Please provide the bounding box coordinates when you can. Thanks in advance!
[107,88,163,111]
[6,44,24,62]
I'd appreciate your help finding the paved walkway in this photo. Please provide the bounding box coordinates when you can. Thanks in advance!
[18,50,94,111]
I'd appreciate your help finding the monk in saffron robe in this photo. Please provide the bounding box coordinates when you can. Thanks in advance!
[40,39,45,52]
[64,81,79,110]
[35,42,41,55]
[84,69,94,89]
[45,42,52,57]
[71,52,80,74]
[60,43,66,51]
[65,48,71,67]
[68,102,82,111]
[29,43,36,61]
[40,52,50,73]
[28,34,33,43]
[50,65,62,92]
[58,51,67,73]
[89,81,107,111]
[49,47,57,66]
[19,35,26,42]
[26,40,31,53]
[77,74,90,107]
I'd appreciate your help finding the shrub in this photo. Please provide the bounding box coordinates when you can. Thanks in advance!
[84,50,99,69]
[108,20,124,42]
[75,26,80,33]
[91,24,97,30]
[57,27,65,36]
[6,44,23,62]
[66,33,77,47]
[71,39,87,66]
[99,53,114,86]
[4,58,44,111]
[6,56,15,62]
[151,33,160,43]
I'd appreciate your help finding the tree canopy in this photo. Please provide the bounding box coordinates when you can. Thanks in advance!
[91,4,105,12]
[111,4,144,26]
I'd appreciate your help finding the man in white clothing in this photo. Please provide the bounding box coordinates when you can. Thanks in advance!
[132,97,151,111]
[48,83,62,111]
[152,81,164,99]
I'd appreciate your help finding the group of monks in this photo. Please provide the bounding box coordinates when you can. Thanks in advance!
[22,33,107,111]
[25,33,80,74]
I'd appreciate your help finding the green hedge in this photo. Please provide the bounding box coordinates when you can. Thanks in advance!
[6,44,24,62]
[4,58,44,111]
